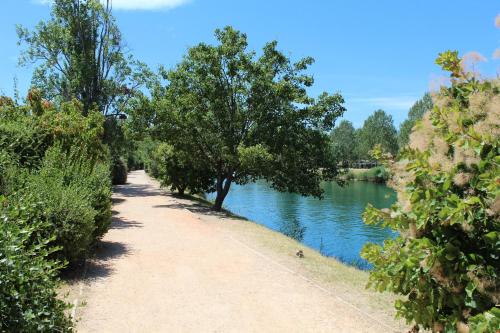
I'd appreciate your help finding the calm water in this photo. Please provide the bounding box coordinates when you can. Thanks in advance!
[207,181,396,269]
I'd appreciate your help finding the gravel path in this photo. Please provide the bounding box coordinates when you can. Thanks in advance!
[75,170,401,333]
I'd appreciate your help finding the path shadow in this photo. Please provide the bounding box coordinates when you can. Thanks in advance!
[153,194,247,221]
[84,241,131,280]
[114,183,163,198]
[110,215,143,229]
[112,197,126,204]
[61,241,131,283]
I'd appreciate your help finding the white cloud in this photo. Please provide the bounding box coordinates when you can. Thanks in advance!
[348,96,417,110]
[106,0,190,10]
[34,0,190,11]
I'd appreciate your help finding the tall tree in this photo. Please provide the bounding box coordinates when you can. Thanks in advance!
[154,27,346,211]
[330,120,358,166]
[17,0,147,116]
[357,109,398,158]
[398,93,433,148]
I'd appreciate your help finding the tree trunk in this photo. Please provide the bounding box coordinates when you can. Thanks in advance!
[177,187,185,196]
[213,175,232,211]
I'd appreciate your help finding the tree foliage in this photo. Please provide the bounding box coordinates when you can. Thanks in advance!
[357,109,399,159]
[17,0,148,115]
[399,93,434,148]
[152,27,345,210]
[361,50,500,332]
[330,120,358,166]
[151,143,214,195]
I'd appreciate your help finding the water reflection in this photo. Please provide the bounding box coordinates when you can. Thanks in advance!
[278,218,306,242]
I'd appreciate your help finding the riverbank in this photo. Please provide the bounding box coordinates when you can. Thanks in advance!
[68,170,406,332]
[344,167,389,183]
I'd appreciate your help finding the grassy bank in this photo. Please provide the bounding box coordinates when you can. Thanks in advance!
[343,166,389,183]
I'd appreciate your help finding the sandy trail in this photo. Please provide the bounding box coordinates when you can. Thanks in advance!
[75,170,401,333]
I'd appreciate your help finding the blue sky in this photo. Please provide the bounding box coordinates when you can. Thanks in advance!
[1,0,499,127]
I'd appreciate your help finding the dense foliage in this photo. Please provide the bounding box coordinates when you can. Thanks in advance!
[399,93,434,148]
[0,93,112,331]
[362,51,500,332]
[356,109,399,159]
[330,109,400,168]
[0,196,72,332]
[151,26,346,210]
[330,120,358,166]
[17,0,147,116]
[150,143,214,195]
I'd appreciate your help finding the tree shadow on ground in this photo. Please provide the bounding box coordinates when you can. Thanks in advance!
[112,197,126,204]
[110,215,143,230]
[61,240,131,283]
[153,194,247,222]
[83,241,131,280]
[114,183,163,198]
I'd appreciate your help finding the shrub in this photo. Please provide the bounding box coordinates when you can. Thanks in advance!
[111,157,128,185]
[151,143,214,195]
[0,98,106,170]
[40,147,112,242]
[0,196,72,332]
[364,166,389,183]
[86,162,112,241]
[361,51,499,332]
[21,170,97,264]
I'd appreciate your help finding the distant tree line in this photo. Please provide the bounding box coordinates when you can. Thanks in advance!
[330,93,433,167]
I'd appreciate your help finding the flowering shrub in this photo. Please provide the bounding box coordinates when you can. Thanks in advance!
[361,51,499,332]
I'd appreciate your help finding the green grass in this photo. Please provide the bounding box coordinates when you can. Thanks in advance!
[345,166,389,183]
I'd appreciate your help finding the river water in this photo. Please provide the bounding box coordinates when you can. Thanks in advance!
[207,180,396,269]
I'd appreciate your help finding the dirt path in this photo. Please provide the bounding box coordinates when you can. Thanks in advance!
[75,171,404,333]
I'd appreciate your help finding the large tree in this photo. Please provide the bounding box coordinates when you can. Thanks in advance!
[17,0,147,116]
[357,109,398,158]
[330,120,358,166]
[398,93,433,148]
[154,27,346,211]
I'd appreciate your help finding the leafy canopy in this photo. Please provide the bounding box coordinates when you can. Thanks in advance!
[17,0,149,115]
[152,26,346,210]
[330,120,358,166]
[357,109,399,159]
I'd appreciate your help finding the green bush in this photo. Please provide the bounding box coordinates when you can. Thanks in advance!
[86,162,113,241]
[0,98,106,170]
[361,51,500,332]
[21,170,97,264]
[363,166,389,183]
[111,157,128,185]
[40,147,112,243]
[0,196,72,332]
[151,143,214,195]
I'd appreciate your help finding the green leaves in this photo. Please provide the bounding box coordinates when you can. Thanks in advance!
[17,0,147,115]
[362,51,500,332]
[152,26,345,210]
[0,197,73,332]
